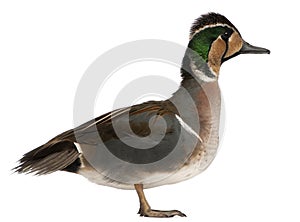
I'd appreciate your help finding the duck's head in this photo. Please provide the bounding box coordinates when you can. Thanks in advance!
[184,13,270,81]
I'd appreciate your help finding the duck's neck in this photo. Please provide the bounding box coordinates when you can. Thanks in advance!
[174,78,221,122]
[170,65,221,142]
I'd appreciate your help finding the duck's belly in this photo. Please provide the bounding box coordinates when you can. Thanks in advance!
[77,141,219,190]
[146,141,219,188]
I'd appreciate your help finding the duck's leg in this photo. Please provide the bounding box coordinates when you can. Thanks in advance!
[134,184,186,218]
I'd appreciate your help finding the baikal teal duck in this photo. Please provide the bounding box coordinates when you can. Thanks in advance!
[14,13,270,218]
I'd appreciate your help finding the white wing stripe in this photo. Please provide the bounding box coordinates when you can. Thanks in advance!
[175,114,203,143]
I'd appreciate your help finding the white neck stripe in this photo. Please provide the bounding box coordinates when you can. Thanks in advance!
[190,59,217,82]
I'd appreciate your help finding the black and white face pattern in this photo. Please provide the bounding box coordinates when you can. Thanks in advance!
[188,13,245,81]
[191,23,244,78]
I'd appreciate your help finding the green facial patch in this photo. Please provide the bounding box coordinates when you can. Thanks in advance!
[188,26,227,62]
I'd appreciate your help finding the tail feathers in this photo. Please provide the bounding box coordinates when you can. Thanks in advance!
[14,141,80,175]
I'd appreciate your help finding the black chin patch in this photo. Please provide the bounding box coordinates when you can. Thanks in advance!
[222,52,240,63]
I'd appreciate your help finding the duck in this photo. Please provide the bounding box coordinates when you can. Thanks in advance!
[14,12,270,218]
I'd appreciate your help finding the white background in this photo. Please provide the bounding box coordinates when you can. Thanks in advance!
[1,1,299,221]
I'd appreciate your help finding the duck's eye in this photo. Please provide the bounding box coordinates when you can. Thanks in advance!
[221,32,231,41]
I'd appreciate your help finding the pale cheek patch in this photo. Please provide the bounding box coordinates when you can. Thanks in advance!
[225,32,243,58]
[208,37,227,74]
